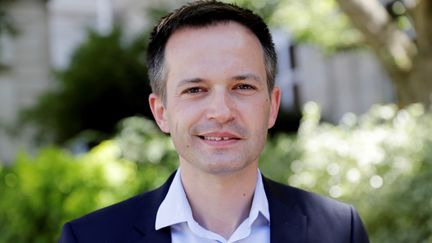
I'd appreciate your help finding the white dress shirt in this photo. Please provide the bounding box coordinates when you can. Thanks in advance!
[155,169,270,243]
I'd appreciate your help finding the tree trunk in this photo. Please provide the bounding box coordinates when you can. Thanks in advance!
[390,56,432,106]
[336,0,432,107]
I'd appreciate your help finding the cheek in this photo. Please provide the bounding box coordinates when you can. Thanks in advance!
[240,98,271,126]
[169,101,204,131]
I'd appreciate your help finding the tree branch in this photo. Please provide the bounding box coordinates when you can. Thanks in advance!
[335,0,416,73]
[410,0,432,54]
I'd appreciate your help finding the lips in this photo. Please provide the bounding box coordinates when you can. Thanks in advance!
[202,136,237,141]
[197,132,242,142]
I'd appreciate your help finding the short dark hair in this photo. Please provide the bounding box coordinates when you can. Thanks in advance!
[147,0,277,101]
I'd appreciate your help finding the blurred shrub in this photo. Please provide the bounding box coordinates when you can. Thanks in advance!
[0,118,175,243]
[3,103,432,242]
[260,102,432,242]
[19,28,152,144]
[225,0,363,51]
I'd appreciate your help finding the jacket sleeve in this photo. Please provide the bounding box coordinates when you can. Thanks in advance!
[59,222,78,243]
[350,206,370,243]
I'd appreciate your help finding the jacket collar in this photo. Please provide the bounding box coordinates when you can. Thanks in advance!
[263,176,307,243]
[131,172,307,243]
[132,172,175,243]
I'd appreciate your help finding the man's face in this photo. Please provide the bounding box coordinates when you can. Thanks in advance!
[149,22,280,176]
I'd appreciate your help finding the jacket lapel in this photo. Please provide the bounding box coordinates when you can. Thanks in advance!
[132,172,176,243]
[264,177,307,243]
[133,226,171,243]
[129,173,307,243]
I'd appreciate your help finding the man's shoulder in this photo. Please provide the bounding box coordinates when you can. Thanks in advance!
[264,177,370,242]
[60,174,174,242]
[264,177,353,216]
[69,190,150,226]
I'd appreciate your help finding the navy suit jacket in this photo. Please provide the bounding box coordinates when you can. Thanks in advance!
[59,173,369,243]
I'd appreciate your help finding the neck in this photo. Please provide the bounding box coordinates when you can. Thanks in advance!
[180,163,258,239]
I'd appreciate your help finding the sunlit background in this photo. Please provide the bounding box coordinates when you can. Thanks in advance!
[0,0,431,242]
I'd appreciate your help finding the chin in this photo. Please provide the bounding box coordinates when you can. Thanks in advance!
[199,160,254,176]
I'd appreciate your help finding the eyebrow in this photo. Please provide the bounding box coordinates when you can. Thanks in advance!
[177,78,205,88]
[232,73,262,83]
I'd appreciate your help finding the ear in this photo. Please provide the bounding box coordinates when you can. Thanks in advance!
[267,87,281,129]
[149,93,170,133]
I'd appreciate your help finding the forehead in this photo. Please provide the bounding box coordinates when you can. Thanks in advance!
[163,22,266,83]
[165,21,260,51]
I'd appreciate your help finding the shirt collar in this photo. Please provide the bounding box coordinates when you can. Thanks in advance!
[155,169,269,230]
[155,169,193,230]
[248,170,270,224]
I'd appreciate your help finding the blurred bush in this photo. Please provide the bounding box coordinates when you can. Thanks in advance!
[0,118,175,243]
[226,0,363,52]
[260,102,432,242]
[2,103,432,242]
[19,28,153,144]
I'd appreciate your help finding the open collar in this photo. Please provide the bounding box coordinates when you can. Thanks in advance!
[131,171,308,243]
[155,169,270,241]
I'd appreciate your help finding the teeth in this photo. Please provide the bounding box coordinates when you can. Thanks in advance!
[204,136,230,141]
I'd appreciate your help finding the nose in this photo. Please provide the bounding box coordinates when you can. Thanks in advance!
[206,89,235,123]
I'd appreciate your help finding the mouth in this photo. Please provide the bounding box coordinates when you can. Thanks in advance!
[198,136,240,141]
[196,131,243,144]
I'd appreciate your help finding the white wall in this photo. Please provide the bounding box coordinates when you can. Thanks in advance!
[0,0,51,162]
[296,45,395,122]
[48,0,101,69]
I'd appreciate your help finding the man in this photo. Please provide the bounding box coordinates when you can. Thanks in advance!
[60,1,369,242]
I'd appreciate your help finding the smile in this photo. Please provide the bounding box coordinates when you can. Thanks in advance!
[196,130,243,143]
[198,136,239,142]
[199,136,239,141]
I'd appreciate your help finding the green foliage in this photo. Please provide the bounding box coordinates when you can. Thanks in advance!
[271,0,362,51]
[224,0,279,23]
[260,102,432,242]
[3,103,432,242]
[225,0,363,51]
[19,28,152,144]
[0,118,175,243]
[116,117,177,165]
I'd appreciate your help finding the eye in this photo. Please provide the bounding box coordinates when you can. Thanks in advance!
[234,83,256,91]
[182,87,206,95]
